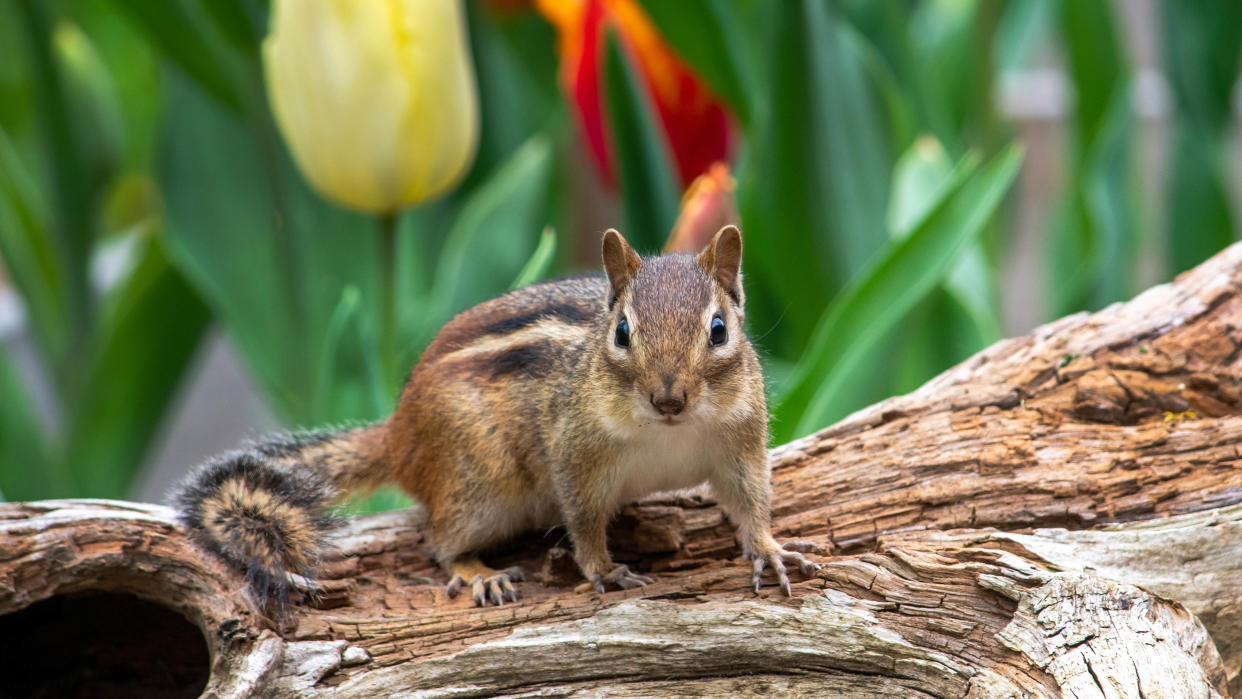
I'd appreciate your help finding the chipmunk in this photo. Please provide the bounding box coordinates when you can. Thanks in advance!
[175,225,818,610]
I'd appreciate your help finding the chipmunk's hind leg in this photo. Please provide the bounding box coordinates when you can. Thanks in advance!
[445,558,526,606]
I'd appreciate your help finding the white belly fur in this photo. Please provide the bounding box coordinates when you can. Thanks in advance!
[612,421,720,504]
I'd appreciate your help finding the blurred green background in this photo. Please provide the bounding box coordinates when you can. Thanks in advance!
[0,0,1239,504]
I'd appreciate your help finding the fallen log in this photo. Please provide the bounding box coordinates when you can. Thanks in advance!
[4,243,1242,698]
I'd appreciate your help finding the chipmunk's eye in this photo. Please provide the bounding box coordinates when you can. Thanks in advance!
[615,315,631,348]
[709,314,727,347]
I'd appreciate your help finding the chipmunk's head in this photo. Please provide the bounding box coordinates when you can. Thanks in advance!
[598,225,760,428]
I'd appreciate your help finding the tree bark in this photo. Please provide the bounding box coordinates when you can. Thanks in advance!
[5,244,1242,697]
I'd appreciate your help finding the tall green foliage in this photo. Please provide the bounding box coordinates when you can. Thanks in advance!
[1160,0,1242,276]
[1049,0,1138,316]
[0,0,1238,500]
[0,0,208,500]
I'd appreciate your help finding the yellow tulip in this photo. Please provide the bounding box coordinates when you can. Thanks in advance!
[263,0,479,213]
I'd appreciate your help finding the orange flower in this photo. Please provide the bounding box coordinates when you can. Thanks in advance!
[536,0,733,189]
[665,162,739,253]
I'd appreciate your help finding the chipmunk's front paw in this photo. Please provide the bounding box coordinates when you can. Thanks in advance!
[751,541,822,596]
[589,564,653,593]
[447,566,525,606]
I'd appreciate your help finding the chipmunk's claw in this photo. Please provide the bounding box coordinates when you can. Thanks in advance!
[752,555,789,595]
[589,564,653,593]
[446,574,464,598]
[446,566,525,606]
[752,542,822,596]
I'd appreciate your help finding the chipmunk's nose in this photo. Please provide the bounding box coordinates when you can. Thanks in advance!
[650,389,687,416]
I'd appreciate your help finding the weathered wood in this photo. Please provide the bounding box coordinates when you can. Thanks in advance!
[4,243,1242,697]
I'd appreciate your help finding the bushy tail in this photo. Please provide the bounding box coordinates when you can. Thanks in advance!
[172,425,387,611]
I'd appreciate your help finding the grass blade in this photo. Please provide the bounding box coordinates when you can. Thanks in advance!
[738,0,891,353]
[511,226,558,289]
[313,286,388,423]
[106,0,247,111]
[433,135,555,324]
[885,136,1002,394]
[64,238,210,498]
[159,73,302,418]
[1160,0,1242,274]
[1048,0,1136,314]
[1165,130,1236,275]
[0,347,57,500]
[0,127,68,367]
[774,145,1022,442]
[15,0,94,354]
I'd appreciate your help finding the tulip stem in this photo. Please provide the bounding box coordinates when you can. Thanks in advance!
[378,212,399,403]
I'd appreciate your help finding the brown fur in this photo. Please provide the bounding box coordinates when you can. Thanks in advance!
[176,226,808,608]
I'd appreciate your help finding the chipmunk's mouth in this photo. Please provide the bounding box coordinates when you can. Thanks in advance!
[660,415,681,426]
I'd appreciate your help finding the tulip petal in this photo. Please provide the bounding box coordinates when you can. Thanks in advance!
[537,0,733,189]
[264,0,479,213]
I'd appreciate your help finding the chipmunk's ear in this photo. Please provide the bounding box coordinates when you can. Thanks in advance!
[698,225,743,304]
[602,229,641,307]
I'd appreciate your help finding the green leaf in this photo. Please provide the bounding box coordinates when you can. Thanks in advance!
[461,0,558,191]
[106,0,248,111]
[1049,87,1136,314]
[995,0,1051,72]
[312,286,388,424]
[886,136,1002,396]
[64,238,210,498]
[888,136,956,234]
[773,145,1022,442]
[1165,129,1235,276]
[1059,0,1125,145]
[889,138,1004,334]
[159,71,383,425]
[1160,0,1242,126]
[844,0,999,158]
[637,0,758,124]
[0,126,67,366]
[511,226,558,290]
[845,22,919,156]
[1160,0,1242,274]
[603,30,680,252]
[283,194,402,419]
[846,0,950,151]
[890,288,992,395]
[1048,0,1136,315]
[64,2,165,172]
[159,73,303,418]
[942,244,1002,346]
[198,0,265,55]
[909,0,993,146]
[52,21,124,198]
[15,0,94,350]
[737,0,891,353]
[0,346,58,500]
[432,135,555,323]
